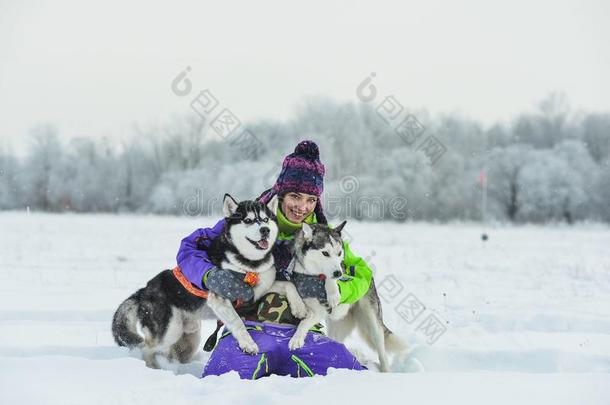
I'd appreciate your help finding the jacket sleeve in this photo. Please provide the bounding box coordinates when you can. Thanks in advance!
[337,241,373,304]
[176,218,225,289]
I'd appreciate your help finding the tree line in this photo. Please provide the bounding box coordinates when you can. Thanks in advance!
[1,94,609,223]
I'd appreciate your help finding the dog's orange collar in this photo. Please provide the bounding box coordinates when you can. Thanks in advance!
[172,266,208,299]
[172,266,245,308]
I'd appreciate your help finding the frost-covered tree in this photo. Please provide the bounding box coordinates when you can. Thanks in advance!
[514,140,596,223]
[62,137,122,211]
[517,150,576,222]
[595,160,610,222]
[512,93,572,149]
[485,144,533,221]
[148,160,276,216]
[551,140,598,222]
[3,96,608,223]
[581,113,610,163]
[20,125,63,211]
[0,141,21,209]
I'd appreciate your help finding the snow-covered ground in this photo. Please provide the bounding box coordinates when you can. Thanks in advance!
[1,211,609,404]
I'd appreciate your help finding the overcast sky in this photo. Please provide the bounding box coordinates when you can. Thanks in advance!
[0,0,608,153]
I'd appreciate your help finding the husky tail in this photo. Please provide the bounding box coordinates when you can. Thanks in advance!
[383,323,409,353]
[360,278,409,354]
[112,290,144,348]
[356,315,409,354]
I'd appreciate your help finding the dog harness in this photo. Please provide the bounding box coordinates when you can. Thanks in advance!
[173,266,249,309]
[290,272,328,304]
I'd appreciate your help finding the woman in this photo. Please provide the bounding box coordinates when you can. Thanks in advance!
[176,140,373,378]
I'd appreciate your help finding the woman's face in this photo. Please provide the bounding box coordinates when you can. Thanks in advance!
[281,192,318,223]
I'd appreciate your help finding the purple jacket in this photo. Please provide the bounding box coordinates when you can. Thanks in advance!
[176,219,226,289]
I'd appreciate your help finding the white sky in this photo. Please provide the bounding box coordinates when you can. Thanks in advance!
[0,0,608,153]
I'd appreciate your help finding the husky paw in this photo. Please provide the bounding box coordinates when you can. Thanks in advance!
[290,300,309,319]
[326,291,341,309]
[289,335,305,351]
[237,336,259,355]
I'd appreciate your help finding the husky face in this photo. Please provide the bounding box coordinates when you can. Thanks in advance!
[296,221,347,279]
[223,193,279,262]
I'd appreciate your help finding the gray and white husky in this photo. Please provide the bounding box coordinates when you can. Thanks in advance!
[112,194,305,368]
[288,222,408,372]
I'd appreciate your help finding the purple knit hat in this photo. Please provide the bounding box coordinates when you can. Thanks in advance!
[258,140,327,224]
[272,140,325,197]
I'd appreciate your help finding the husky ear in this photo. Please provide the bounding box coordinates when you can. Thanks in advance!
[266,195,278,217]
[301,222,314,241]
[333,220,347,235]
[223,194,239,218]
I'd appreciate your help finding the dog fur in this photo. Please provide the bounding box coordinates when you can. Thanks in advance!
[112,193,305,367]
[288,221,408,372]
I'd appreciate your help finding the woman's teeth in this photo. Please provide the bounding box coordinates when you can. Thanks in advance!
[291,210,305,218]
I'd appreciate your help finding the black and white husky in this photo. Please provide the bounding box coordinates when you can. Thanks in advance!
[205,195,306,355]
[112,194,305,368]
[288,222,408,372]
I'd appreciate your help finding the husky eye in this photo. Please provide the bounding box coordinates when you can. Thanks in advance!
[322,251,330,257]
[262,217,269,223]
[244,218,253,224]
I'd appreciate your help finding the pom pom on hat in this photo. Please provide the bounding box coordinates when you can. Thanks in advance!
[293,140,320,161]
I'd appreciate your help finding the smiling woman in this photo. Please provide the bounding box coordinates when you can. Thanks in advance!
[174,140,375,378]
[281,192,318,223]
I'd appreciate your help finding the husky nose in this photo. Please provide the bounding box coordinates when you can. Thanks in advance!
[333,270,343,278]
[260,227,270,237]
